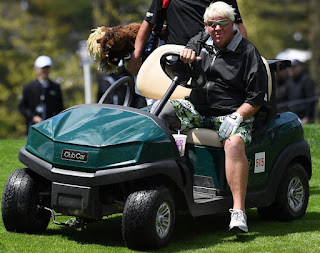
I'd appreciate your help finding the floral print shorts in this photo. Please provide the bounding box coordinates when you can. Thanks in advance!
[170,99,254,146]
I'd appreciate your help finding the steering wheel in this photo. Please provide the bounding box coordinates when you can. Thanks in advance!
[160,51,206,89]
[98,76,135,106]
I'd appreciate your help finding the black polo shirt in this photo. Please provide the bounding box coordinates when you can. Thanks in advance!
[186,30,269,116]
[144,0,243,45]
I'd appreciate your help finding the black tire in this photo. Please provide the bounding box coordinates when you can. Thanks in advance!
[258,163,309,221]
[1,168,51,233]
[122,186,175,250]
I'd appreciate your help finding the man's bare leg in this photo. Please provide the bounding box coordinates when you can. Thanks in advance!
[224,136,249,232]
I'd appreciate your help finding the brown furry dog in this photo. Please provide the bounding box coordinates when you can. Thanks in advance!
[87,23,141,72]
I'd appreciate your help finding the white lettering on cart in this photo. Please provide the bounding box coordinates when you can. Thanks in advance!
[61,149,88,163]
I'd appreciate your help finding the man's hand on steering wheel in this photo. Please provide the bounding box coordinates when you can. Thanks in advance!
[180,48,202,64]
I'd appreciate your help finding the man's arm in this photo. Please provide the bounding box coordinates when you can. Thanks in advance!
[18,84,43,124]
[303,76,316,123]
[219,103,260,138]
[127,20,154,75]
[236,103,260,120]
[236,23,247,39]
[18,85,33,121]
[219,0,247,38]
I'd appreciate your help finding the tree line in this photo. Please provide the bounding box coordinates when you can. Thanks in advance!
[0,0,317,138]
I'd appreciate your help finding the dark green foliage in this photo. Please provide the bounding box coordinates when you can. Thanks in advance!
[0,0,148,138]
[0,0,317,138]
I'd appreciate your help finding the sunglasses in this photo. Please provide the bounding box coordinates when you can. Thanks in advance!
[206,19,232,28]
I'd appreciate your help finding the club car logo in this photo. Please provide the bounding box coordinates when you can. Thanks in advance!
[61,149,88,163]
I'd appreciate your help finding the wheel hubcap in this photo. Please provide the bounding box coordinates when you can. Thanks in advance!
[287,176,304,212]
[156,202,171,239]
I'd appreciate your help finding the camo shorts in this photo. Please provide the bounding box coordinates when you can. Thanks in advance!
[170,99,254,145]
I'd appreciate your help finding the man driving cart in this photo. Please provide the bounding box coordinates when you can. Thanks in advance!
[152,1,269,233]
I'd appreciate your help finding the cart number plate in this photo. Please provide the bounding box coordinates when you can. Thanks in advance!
[61,149,88,163]
[254,152,265,173]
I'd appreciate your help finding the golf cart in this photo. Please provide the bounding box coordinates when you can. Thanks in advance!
[2,45,312,251]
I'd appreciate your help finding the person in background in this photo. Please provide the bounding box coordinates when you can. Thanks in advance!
[97,60,147,108]
[152,1,268,233]
[287,59,316,123]
[128,0,247,75]
[19,55,63,134]
[97,62,130,105]
[275,68,290,113]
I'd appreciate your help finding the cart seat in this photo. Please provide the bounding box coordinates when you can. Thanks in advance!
[183,128,223,148]
[137,44,272,148]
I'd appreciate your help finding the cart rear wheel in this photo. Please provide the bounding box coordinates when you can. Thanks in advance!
[122,186,175,250]
[1,168,51,233]
[258,162,309,221]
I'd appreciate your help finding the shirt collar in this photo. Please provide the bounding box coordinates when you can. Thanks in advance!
[38,78,49,88]
[226,29,242,51]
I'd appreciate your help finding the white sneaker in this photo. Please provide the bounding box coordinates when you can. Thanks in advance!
[229,209,248,233]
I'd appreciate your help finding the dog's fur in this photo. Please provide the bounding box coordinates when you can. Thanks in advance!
[87,23,141,72]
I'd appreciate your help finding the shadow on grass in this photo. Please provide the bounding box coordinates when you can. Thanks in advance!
[309,185,320,195]
[161,209,320,252]
[45,215,124,247]
[36,185,320,251]
[39,208,320,252]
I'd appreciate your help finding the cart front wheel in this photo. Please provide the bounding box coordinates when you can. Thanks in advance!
[122,186,175,250]
[1,168,51,233]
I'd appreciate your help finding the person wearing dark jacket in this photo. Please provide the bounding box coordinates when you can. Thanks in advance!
[97,62,147,108]
[287,59,316,123]
[19,55,63,134]
[152,1,268,233]
[128,0,247,75]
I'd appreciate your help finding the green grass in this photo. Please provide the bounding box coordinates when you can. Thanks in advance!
[0,124,320,253]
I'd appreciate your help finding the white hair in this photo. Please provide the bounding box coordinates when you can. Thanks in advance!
[203,1,235,23]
